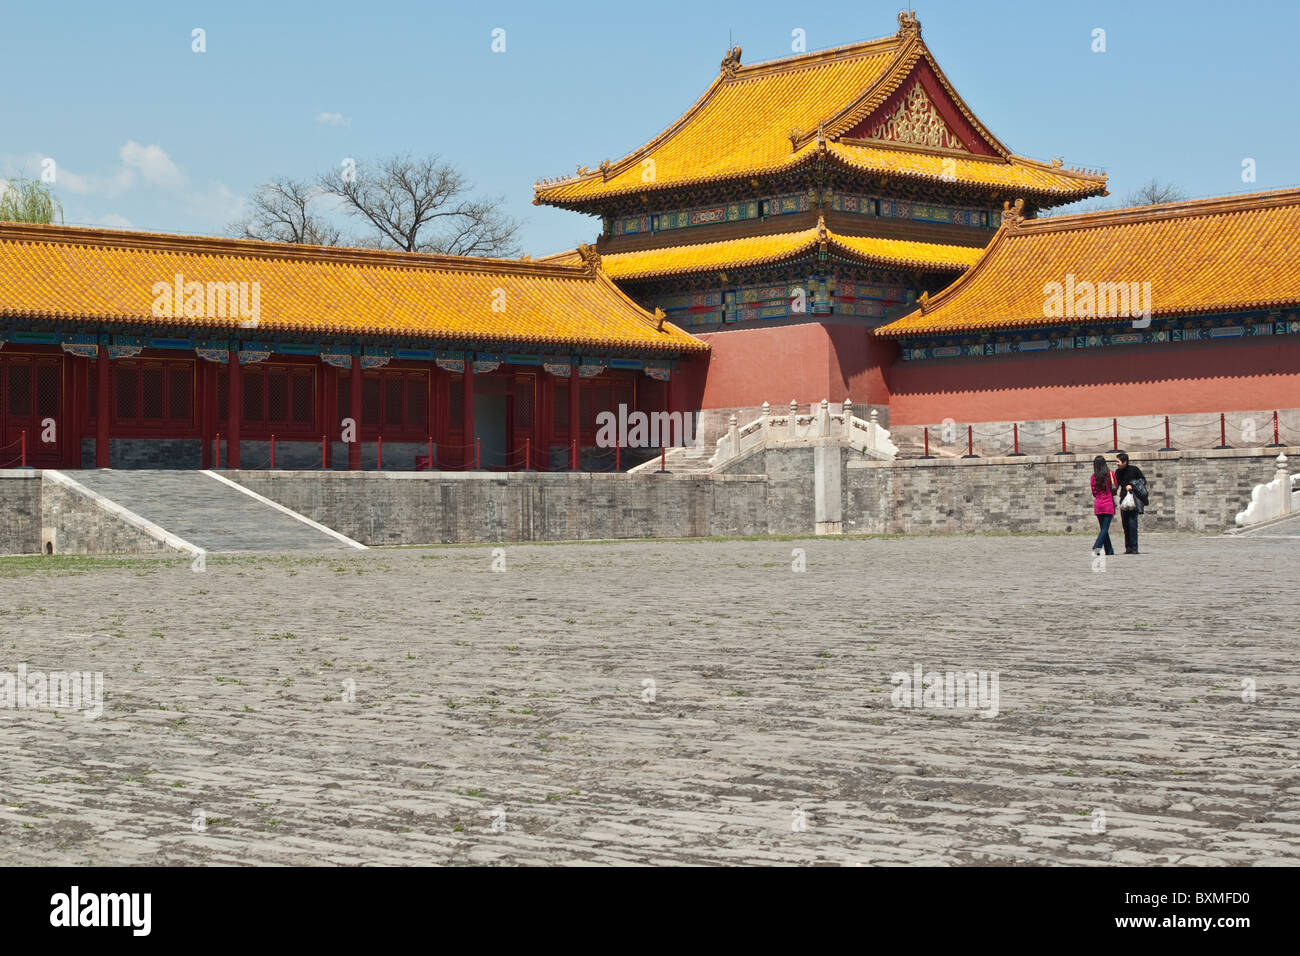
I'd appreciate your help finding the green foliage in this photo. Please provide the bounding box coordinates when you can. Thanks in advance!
[0,176,63,224]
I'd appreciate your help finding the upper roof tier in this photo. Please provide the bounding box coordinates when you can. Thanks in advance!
[0,223,706,354]
[534,14,1107,212]
[875,188,1300,338]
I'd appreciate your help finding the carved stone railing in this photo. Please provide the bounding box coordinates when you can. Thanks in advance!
[1235,453,1297,526]
[710,399,898,469]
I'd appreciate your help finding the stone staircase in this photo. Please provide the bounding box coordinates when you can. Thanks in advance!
[65,470,361,553]
[626,444,717,474]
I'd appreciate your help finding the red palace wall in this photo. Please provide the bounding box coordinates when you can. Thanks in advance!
[886,336,1300,424]
[687,321,891,409]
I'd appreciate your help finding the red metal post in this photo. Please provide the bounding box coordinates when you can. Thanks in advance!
[661,445,666,472]
[967,425,973,457]
[321,434,327,469]
[270,434,276,470]
[1014,422,1020,455]
[1275,411,1281,445]
[923,427,930,457]
[1162,415,1172,451]
[1221,413,1227,447]
[1061,421,1067,454]
[20,429,26,467]
[377,436,383,470]
[215,433,221,470]
[615,442,620,472]
[1113,418,1118,449]
[525,437,532,470]
[571,439,577,471]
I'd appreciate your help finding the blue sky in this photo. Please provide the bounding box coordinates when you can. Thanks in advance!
[3,0,1295,254]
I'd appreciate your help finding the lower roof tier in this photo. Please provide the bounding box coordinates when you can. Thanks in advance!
[551,220,983,282]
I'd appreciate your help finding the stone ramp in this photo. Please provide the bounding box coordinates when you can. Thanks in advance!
[65,470,362,553]
[1235,509,1300,537]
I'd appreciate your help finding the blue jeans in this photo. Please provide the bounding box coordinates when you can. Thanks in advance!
[1093,514,1115,554]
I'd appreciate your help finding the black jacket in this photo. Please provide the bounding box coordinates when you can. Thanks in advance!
[1115,464,1147,514]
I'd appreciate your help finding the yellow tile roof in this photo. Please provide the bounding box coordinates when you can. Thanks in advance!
[875,189,1300,337]
[535,19,1105,208]
[828,143,1105,196]
[599,224,982,280]
[0,223,707,353]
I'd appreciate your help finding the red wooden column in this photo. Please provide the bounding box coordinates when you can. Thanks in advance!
[434,361,444,468]
[348,354,362,470]
[568,360,581,465]
[540,372,554,471]
[199,360,211,469]
[95,344,110,467]
[226,347,241,469]
[462,360,475,467]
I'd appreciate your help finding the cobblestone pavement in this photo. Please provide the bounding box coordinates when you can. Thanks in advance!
[1,533,1296,866]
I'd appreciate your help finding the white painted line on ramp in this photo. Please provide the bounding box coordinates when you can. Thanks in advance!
[202,471,368,550]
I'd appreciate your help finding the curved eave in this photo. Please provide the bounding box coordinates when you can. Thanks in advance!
[603,228,982,282]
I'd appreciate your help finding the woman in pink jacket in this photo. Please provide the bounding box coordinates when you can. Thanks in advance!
[1090,455,1117,556]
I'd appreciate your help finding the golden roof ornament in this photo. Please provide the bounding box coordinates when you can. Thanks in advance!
[816,213,828,246]
[654,307,666,332]
[1000,198,1025,229]
[1051,157,1064,168]
[599,159,612,180]
[897,10,921,39]
[721,45,742,78]
[788,128,801,152]
[576,164,589,176]
[918,290,930,313]
[576,243,602,274]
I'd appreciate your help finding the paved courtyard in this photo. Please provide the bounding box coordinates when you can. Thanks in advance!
[0,533,1296,866]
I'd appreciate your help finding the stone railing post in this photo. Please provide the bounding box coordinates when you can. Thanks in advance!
[842,398,853,438]
[1277,453,1291,515]
[868,409,880,455]
[817,398,830,437]
[788,400,798,439]
[760,401,770,439]
[728,413,739,456]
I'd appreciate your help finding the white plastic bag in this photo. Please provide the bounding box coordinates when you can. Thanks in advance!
[1120,491,1137,511]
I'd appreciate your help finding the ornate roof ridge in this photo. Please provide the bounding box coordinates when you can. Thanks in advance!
[1017,187,1300,234]
[728,34,902,79]
[0,221,596,280]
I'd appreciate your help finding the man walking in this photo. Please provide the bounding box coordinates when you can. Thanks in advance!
[1114,452,1147,554]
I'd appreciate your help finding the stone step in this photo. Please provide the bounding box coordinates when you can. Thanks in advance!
[67,470,358,553]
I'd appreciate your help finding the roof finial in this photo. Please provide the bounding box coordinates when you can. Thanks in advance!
[897,10,921,39]
[816,213,828,245]
[599,158,612,180]
[788,127,801,152]
[1001,198,1025,230]
[576,243,602,274]
[918,290,930,313]
[654,307,666,332]
[721,45,742,78]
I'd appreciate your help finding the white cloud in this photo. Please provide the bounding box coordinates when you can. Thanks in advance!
[96,213,134,229]
[316,112,351,128]
[120,141,187,189]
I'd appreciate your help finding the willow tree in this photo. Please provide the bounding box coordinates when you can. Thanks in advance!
[0,177,63,224]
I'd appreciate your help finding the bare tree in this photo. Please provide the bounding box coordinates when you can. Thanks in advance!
[1122,178,1187,207]
[228,179,343,245]
[318,154,521,257]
